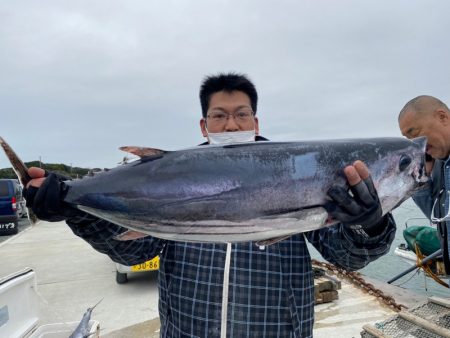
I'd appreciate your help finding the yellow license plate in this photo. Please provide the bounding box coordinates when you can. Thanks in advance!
[131,256,160,272]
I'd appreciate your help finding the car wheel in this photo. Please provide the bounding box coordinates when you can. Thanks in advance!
[116,271,128,284]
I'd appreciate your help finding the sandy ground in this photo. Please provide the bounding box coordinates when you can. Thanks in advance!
[1,219,428,338]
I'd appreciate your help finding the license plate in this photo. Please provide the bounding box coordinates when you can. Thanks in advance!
[131,256,160,272]
[0,223,15,229]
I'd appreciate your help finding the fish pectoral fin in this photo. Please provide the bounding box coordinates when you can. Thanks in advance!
[261,207,328,221]
[119,146,167,158]
[114,230,150,241]
[256,235,292,246]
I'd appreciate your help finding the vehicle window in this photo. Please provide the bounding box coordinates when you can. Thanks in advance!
[0,181,10,197]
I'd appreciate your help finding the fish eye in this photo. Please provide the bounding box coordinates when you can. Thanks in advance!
[399,154,412,172]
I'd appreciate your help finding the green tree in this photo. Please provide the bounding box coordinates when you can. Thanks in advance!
[0,162,91,179]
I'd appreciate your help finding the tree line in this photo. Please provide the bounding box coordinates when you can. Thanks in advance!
[0,161,103,179]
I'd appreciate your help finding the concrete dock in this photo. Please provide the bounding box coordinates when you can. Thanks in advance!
[1,219,429,338]
[0,220,160,337]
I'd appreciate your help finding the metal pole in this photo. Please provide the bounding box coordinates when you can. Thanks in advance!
[387,249,443,284]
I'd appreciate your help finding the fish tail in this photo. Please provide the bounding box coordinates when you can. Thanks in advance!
[0,136,38,223]
[0,137,32,187]
[90,298,103,311]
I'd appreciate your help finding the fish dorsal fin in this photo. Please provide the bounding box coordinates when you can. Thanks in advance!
[119,146,167,158]
[256,235,292,247]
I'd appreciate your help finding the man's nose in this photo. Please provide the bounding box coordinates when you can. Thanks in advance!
[224,115,240,131]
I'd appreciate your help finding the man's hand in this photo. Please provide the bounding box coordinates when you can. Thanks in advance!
[23,167,78,222]
[27,167,47,188]
[326,160,385,236]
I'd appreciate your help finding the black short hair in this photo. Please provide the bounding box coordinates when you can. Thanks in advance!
[199,73,258,118]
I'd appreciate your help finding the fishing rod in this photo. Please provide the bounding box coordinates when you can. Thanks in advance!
[387,248,442,284]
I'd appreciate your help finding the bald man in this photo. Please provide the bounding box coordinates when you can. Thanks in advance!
[398,95,450,274]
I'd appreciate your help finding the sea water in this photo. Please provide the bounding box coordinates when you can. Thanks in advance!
[308,198,449,298]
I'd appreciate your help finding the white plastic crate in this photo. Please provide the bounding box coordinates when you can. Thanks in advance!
[0,268,39,338]
[27,320,99,338]
[0,268,100,338]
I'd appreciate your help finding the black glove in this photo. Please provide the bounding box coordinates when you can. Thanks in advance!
[325,175,386,236]
[23,172,80,222]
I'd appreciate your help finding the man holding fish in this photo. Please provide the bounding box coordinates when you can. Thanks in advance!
[22,73,396,338]
[399,95,450,276]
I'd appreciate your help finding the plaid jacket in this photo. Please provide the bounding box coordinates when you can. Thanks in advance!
[67,212,395,338]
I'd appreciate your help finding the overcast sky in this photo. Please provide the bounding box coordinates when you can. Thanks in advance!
[1,1,449,169]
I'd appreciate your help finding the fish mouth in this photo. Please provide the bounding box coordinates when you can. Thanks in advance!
[412,158,429,183]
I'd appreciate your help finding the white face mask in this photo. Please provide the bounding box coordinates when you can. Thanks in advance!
[207,129,256,145]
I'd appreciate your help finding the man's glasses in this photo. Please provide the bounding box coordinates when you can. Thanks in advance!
[207,110,254,124]
[431,189,450,223]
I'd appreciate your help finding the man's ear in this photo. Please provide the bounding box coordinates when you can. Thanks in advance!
[435,109,450,126]
[254,117,260,135]
[200,118,208,137]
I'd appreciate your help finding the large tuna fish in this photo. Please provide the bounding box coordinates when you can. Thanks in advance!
[0,136,427,243]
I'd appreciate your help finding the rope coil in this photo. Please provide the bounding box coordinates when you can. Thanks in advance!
[414,243,449,288]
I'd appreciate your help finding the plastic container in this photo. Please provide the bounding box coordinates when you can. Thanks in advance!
[27,320,99,338]
[0,268,39,338]
[0,268,100,338]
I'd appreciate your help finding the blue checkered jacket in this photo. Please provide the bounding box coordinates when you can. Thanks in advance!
[67,211,395,338]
